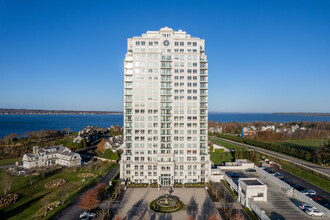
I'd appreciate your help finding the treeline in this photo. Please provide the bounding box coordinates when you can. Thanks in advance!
[211,133,329,164]
[208,121,330,141]
[0,129,85,159]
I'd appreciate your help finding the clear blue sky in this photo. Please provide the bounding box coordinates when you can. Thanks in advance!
[0,0,329,113]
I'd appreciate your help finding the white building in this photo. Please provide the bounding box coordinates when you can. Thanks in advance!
[23,145,81,169]
[238,178,268,207]
[120,27,211,185]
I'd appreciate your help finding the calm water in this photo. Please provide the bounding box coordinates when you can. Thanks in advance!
[0,113,329,138]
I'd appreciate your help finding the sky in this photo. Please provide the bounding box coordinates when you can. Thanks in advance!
[0,0,329,113]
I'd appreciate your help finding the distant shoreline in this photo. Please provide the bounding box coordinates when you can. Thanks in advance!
[273,112,330,117]
[0,108,123,115]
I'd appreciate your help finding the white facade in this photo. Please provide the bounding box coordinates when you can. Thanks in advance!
[120,27,210,185]
[238,178,268,208]
[23,145,81,169]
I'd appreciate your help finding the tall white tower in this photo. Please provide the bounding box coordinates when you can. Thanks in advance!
[120,27,210,185]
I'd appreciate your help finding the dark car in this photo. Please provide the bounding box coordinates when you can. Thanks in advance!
[245,168,256,172]
[318,200,330,208]
[282,179,293,185]
[292,184,305,191]
[266,168,274,174]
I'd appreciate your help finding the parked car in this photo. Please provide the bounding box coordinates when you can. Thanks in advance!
[301,189,316,196]
[225,171,239,178]
[299,203,314,211]
[266,168,274,174]
[318,200,330,208]
[292,184,305,191]
[310,195,323,201]
[305,208,325,217]
[282,179,293,185]
[79,212,96,220]
[245,168,256,172]
[273,172,284,179]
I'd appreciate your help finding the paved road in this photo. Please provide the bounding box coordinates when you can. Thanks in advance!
[278,168,330,200]
[54,167,119,220]
[211,136,330,177]
[0,163,17,169]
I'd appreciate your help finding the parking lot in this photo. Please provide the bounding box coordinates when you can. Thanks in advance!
[225,169,328,220]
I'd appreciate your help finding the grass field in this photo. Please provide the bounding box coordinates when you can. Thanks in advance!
[0,158,22,166]
[0,162,119,220]
[209,138,244,150]
[280,162,330,192]
[275,139,325,151]
[209,152,234,165]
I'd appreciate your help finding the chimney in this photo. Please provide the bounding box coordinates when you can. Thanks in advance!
[33,146,39,155]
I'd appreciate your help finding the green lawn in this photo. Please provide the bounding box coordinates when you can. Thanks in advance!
[209,138,244,150]
[275,139,325,151]
[0,162,119,220]
[0,158,22,166]
[209,152,234,164]
[281,162,330,192]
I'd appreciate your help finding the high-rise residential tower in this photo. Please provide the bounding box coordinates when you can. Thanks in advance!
[120,27,210,185]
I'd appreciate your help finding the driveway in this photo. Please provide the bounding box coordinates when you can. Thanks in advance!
[54,167,119,220]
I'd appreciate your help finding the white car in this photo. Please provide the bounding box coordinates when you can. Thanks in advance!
[79,212,96,219]
[305,208,325,217]
[301,189,316,196]
[273,172,284,179]
[299,203,313,210]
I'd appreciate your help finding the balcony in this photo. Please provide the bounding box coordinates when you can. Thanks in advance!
[161,70,172,75]
[161,105,172,109]
[200,70,208,75]
[200,84,208,89]
[200,58,208,63]
[200,104,208,109]
[161,56,172,61]
[200,97,208,102]
[200,64,208,69]
[161,98,172,102]
[161,63,172,68]
[161,84,172,89]
[200,77,208,82]
[161,77,172,82]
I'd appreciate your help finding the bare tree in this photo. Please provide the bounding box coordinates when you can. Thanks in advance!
[29,175,34,186]
[40,194,51,217]
[1,173,12,195]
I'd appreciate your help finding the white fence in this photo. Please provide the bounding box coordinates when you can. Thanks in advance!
[248,198,271,220]
[254,166,291,192]
[224,174,238,192]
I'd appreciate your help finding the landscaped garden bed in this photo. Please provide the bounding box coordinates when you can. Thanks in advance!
[127,183,148,188]
[184,182,204,188]
[78,173,96,178]
[0,194,19,207]
[149,196,184,213]
[173,183,183,188]
[44,178,67,188]
[149,182,158,188]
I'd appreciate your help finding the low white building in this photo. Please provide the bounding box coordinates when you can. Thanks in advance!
[220,159,255,170]
[238,178,268,208]
[23,145,81,169]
